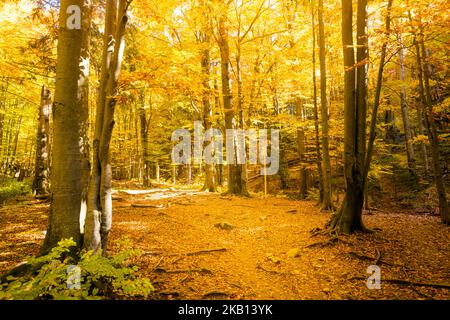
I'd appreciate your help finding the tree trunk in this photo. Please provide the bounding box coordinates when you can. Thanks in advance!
[296,100,308,199]
[317,0,333,210]
[218,13,248,196]
[139,90,151,187]
[42,0,92,253]
[330,0,369,234]
[199,26,216,192]
[33,85,52,196]
[84,0,130,253]
[398,34,417,180]
[311,0,324,202]
[363,0,393,189]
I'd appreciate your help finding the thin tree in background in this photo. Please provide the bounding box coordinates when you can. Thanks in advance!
[317,0,333,210]
[32,85,51,197]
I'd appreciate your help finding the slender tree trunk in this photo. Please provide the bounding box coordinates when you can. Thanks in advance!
[33,85,52,196]
[398,34,417,180]
[139,90,151,187]
[363,0,393,188]
[330,0,369,234]
[42,0,92,253]
[199,27,216,192]
[311,0,324,202]
[317,0,333,210]
[218,13,248,196]
[84,0,130,253]
[297,100,308,199]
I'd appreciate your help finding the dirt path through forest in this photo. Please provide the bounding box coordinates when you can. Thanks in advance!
[1,189,449,300]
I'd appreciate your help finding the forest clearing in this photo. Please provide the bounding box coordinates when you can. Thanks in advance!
[0,0,449,304]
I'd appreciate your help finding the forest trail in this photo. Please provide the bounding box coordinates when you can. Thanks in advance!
[1,188,449,300]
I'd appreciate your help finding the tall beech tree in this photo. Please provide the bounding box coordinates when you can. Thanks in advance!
[42,0,92,252]
[329,0,369,233]
[84,0,131,252]
[217,7,248,196]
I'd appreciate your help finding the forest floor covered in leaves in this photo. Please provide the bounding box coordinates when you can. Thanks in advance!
[0,187,449,300]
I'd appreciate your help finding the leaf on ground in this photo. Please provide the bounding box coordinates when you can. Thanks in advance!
[286,248,301,258]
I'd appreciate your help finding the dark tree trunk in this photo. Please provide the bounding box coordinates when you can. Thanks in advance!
[218,12,248,196]
[330,0,369,234]
[33,85,52,196]
[317,0,333,210]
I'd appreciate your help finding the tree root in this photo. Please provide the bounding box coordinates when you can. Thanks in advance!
[256,264,288,275]
[306,234,353,249]
[345,249,394,266]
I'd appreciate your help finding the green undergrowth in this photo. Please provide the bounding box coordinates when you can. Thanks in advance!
[0,179,31,203]
[0,238,154,300]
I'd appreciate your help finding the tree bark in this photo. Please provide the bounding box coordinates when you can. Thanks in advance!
[199,15,216,192]
[218,12,248,196]
[311,0,324,202]
[363,0,393,189]
[42,0,92,253]
[297,100,308,199]
[398,34,417,180]
[317,0,333,210]
[330,0,369,234]
[33,85,52,196]
[84,0,130,253]
[139,90,151,187]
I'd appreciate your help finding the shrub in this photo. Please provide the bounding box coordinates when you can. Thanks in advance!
[0,179,31,203]
[0,238,154,300]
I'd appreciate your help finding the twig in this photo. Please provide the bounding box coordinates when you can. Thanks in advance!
[131,203,166,209]
[203,291,229,299]
[351,277,450,289]
[151,257,164,272]
[256,264,288,275]
[374,249,382,266]
[154,267,213,274]
[186,248,227,256]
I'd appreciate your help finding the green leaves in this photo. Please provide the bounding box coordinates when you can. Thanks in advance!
[0,238,154,300]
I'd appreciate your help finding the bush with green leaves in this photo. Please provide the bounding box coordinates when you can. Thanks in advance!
[0,179,31,203]
[0,238,154,300]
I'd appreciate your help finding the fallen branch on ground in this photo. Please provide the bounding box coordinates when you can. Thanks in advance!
[350,277,450,289]
[154,267,213,274]
[131,203,166,209]
[186,248,227,256]
[203,291,229,299]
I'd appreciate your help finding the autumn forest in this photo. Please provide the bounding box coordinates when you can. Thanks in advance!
[0,0,449,302]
